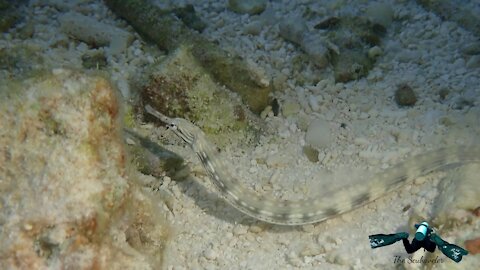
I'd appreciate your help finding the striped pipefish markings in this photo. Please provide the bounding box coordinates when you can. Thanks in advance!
[145,105,480,226]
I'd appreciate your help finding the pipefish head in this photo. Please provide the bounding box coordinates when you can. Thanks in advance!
[144,104,197,145]
[167,118,197,145]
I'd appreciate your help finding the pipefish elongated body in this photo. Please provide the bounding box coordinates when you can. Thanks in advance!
[145,105,480,225]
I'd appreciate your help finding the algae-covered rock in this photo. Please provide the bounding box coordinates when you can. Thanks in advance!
[190,41,272,114]
[140,46,262,147]
[0,69,170,269]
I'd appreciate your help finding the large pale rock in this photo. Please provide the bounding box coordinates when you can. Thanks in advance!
[0,69,170,269]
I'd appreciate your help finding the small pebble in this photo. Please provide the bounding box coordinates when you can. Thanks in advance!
[368,46,383,59]
[243,20,263,35]
[203,249,217,260]
[248,224,265,233]
[301,224,315,232]
[299,243,325,256]
[233,225,247,235]
[125,137,136,145]
[271,98,280,116]
[318,242,334,253]
[394,84,417,106]
[282,100,301,117]
[465,237,480,254]
[308,95,320,111]
[260,105,272,119]
[305,118,333,149]
[23,223,33,231]
[286,251,302,267]
[303,145,319,163]
[353,137,369,146]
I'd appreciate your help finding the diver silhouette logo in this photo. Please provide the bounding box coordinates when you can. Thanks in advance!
[369,221,469,263]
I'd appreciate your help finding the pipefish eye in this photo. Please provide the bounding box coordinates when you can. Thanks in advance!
[167,123,177,129]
